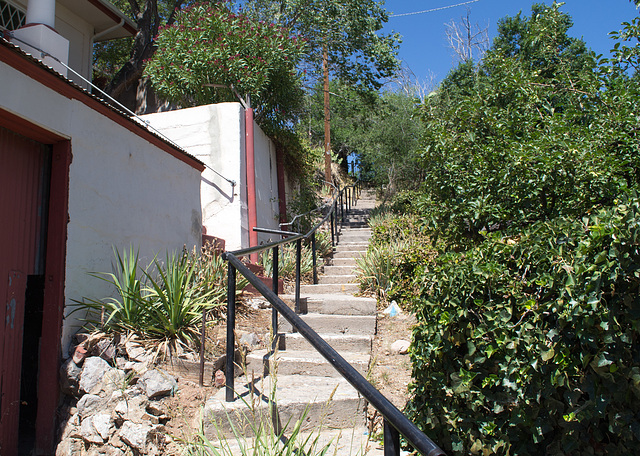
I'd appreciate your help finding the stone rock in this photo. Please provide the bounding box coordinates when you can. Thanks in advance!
[101,368,126,396]
[80,416,104,444]
[124,361,148,374]
[94,339,117,363]
[92,413,114,441]
[125,342,148,363]
[114,395,148,424]
[139,369,177,399]
[105,447,125,456]
[77,394,104,419]
[72,344,88,365]
[146,402,167,417]
[214,370,225,388]
[80,357,111,394]
[239,332,261,348]
[55,437,84,456]
[120,421,152,453]
[60,413,81,440]
[60,358,82,397]
[390,339,411,355]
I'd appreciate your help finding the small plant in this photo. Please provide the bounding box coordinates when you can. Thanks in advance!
[73,245,247,356]
[72,246,147,333]
[258,243,314,282]
[355,242,406,297]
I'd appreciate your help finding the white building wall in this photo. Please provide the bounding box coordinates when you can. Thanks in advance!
[142,103,282,251]
[0,59,203,353]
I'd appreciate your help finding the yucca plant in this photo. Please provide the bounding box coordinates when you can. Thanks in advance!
[355,242,406,297]
[71,246,148,333]
[143,250,218,350]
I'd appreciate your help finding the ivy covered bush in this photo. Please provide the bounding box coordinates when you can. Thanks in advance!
[407,194,640,455]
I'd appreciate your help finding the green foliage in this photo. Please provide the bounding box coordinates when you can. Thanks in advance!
[74,245,245,352]
[417,2,640,245]
[240,0,400,92]
[305,82,424,193]
[145,2,306,133]
[406,194,640,455]
[74,246,147,332]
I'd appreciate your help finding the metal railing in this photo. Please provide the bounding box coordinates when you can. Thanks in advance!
[212,182,445,456]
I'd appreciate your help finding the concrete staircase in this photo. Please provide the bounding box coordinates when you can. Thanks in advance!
[201,189,379,455]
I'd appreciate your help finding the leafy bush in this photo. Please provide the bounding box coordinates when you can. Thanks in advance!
[406,194,640,455]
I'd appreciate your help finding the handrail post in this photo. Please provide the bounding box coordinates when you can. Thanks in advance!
[330,212,335,247]
[311,232,318,284]
[384,420,400,456]
[272,245,279,350]
[334,201,340,243]
[295,238,302,314]
[225,262,237,402]
[199,307,206,386]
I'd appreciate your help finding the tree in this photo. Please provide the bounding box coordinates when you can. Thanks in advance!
[93,0,186,112]
[238,0,400,183]
[144,3,306,133]
[444,8,489,63]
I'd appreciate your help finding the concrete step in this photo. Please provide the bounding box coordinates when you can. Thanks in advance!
[335,245,368,254]
[318,274,357,284]
[331,257,357,267]
[300,282,359,294]
[279,313,376,335]
[202,375,366,439]
[204,426,381,456]
[323,265,359,276]
[282,332,373,352]
[245,349,370,377]
[333,250,364,259]
[280,294,375,316]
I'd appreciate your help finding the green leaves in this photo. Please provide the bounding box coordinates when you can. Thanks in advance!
[145,3,306,133]
[406,196,640,455]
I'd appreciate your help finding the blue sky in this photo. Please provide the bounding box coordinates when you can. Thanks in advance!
[383,0,640,86]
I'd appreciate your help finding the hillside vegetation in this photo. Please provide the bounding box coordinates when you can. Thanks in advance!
[361,3,640,455]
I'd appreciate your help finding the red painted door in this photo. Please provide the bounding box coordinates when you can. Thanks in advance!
[0,126,49,456]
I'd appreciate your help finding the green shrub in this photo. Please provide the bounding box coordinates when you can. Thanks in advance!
[406,195,640,455]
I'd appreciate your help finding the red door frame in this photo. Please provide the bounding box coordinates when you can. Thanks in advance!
[1,108,71,455]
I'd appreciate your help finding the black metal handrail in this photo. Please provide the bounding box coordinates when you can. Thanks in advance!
[215,182,445,456]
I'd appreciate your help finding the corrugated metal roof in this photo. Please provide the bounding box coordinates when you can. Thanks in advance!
[0,36,204,170]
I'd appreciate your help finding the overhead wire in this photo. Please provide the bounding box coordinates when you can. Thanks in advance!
[389,0,480,18]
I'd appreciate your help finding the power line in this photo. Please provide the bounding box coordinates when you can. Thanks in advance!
[390,0,480,18]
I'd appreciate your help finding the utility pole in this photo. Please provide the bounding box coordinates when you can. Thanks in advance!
[323,41,332,186]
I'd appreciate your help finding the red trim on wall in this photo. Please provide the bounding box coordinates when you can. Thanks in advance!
[0,108,67,143]
[34,140,71,456]
[0,42,204,173]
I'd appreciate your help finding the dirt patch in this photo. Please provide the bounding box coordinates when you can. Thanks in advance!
[367,310,416,437]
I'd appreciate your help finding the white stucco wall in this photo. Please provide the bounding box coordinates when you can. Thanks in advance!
[0,59,203,353]
[142,103,282,251]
